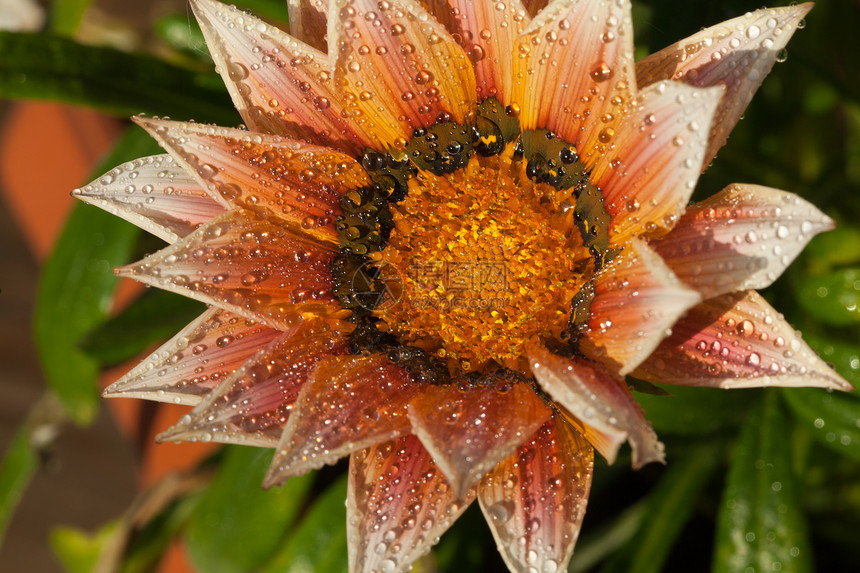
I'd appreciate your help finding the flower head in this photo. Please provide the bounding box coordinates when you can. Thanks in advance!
[74,0,851,571]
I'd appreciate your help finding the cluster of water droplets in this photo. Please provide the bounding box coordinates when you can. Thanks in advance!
[123,310,278,407]
[349,436,473,573]
[159,322,346,446]
[74,154,223,244]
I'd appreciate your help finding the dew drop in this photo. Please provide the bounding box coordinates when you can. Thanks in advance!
[589,61,612,82]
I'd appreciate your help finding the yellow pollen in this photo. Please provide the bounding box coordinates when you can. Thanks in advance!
[375,149,593,374]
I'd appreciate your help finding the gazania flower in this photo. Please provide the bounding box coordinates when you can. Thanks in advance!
[74,0,851,570]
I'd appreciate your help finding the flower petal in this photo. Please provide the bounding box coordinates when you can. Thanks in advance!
[157,319,349,446]
[636,3,813,168]
[73,154,225,244]
[135,116,369,244]
[347,435,475,573]
[634,290,853,391]
[329,0,476,141]
[512,0,636,167]
[478,416,593,573]
[116,210,343,330]
[287,0,328,52]
[580,238,700,375]
[264,354,419,485]
[527,341,665,468]
[407,379,552,497]
[653,183,835,299]
[440,0,530,103]
[190,0,376,153]
[104,308,279,405]
[592,81,724,242]
[521,0,549,17]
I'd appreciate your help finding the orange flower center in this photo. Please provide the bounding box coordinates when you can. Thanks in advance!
[374,149,592,373]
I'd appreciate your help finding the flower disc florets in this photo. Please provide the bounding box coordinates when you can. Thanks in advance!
[376,146,592,372]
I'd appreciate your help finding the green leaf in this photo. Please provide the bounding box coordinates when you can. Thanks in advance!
[120,489,203,573]
[0,424,40,544]
[803,331,860,389]
[154,14,209,61]
[186,446,314,573]
[0,32,238,124]
[434,503,489,573]
[714,392,813,573]
[50,0,95,36]
[803,226,860,275]
[627,377,671,396]
[50,522,117,573]
[33,127,160,424]
[600,441,722,573]
[231,0,291,25]
[0,395,69,547]
[794,268,860,326]
[782,388,860,463]
[80,289,205,366]
[634,383,750,435]
[570,501,645,573]
[260,476,349,573]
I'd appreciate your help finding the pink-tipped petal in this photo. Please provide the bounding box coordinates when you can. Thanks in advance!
[116,210,342,331]
[528,341,665,469]
[653,183,835,298]
[635,290,853,391]
[73,154,225,244]
[104,308,279,405]
[265,354,419,485]
[407,378,552,498]
[512,0,636,167]
[135,117,368,244]
[593,81,724,242]
[636,3,814,167]
[329,0,477,140]
[287,0,328,52]
[478,417,593,573]
[190,0,377,153]
[348,435,475,573]
[581,239,700,375]
[441,0,530,104]
[157,319,349,447]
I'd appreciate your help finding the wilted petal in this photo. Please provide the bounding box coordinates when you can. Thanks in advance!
[634,290,853,391]
[593,81,723,242]
[104,308,279,405]
[581,239,700,375]
[265,354,419,484]
[158,319,349,446]
[348,435,475,573]
[653,183,835,298]
[287,0,328,52]
[191,0,377,153]
[330,0,476,141]
[478,417,593,573]
[528,341,665,468]
[407,379,551,497]
[116,210,342,330]
[440,0,530,103]
[73,154,224,244]
[135,117,369,244]
[636,3,813,167]
[513,0,636,167]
